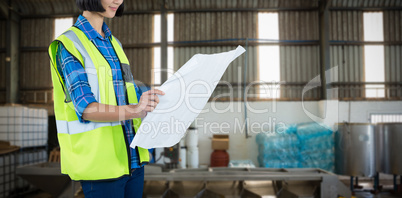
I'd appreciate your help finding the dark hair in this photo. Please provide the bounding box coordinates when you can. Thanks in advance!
[76,0,124,17]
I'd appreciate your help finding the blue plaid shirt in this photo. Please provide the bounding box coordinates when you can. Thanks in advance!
[55,15,143,169]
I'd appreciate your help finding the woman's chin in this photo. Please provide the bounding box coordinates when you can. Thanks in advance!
[105,14,116,19]
[102,11,116,19]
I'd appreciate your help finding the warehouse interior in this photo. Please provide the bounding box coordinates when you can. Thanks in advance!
[0,0,402,197]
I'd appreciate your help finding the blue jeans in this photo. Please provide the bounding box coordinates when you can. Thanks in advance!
[81,167,144,198]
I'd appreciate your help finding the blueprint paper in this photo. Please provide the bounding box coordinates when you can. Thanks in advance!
[130,46,245,149]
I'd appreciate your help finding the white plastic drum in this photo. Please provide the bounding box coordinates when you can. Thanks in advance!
[186,127,198,148]
[179,139,187,169]
[187,147,199,168]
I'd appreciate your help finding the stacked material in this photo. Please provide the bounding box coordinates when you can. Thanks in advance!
[0,141,19,197]
[257,122,334,172]
[0,106,49,195]
[0,106,48,148]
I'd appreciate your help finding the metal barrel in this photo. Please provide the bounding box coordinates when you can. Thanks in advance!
[376,123,402,175]
[335,123,377,177]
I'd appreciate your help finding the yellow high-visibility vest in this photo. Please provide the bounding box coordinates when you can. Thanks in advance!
[48,26,149,181]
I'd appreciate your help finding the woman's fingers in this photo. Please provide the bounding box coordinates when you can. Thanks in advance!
[139,99,158,112]
[144,105,155,112]
[147,101,158,108]
[150,95,159,103]
[138,89,164,114]
[144,89,165,96]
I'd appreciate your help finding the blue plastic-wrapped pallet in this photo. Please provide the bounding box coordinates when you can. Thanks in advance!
[256,122,334,172]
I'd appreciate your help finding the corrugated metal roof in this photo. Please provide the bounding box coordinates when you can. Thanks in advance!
[9,0,402,17]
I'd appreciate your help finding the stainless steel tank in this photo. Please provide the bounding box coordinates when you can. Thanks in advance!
[376,123,402,175]
[335,123,377,177]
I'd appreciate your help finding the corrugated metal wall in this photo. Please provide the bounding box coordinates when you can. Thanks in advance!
[384,11,402,98]
[174,46,256,99]
[0,20,6,103]
[2,0,401,105]
[174,12,256,41]
[173,12,257,99]
[12,0,161,17]
[0,20,5,48]
[331,0,402,7]
[279,46,320,100]
[19,18,54,104]
[167,0,317,9]
[105,14,154,85]
[330,11,363,41]
[13,0,79,16]
[329,11,364,99]
[15,14,154,105]
[124,0,161,11]
[11,0,402,17]
[279,11,320,100]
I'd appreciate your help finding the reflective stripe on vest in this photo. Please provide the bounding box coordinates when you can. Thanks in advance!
[56,120,121,134]
[63,30,101,103]
[48,26,149,181]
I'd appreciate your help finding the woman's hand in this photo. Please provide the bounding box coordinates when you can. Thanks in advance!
[128,89,165,118]
[82,89,165,122]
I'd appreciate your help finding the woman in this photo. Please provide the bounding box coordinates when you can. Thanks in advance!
[48,0,164,197]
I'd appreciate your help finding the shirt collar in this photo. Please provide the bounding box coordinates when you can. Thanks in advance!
[75,15,112,41]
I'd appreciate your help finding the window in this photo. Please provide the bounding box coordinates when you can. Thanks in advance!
[258,13,280,99]
[54,18,73,39]
[370,113,402,123]
[153,15,161,86]
[363,12,385,98]
[167,14,174,78]
[153,14,174,87]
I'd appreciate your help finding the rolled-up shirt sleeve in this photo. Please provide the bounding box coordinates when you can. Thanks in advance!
[56,43,97,123]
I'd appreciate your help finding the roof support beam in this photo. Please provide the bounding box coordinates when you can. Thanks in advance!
[319,0,332,100]
[0,0,8,19]
[160,0,168,84]
[5,4,20,103]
